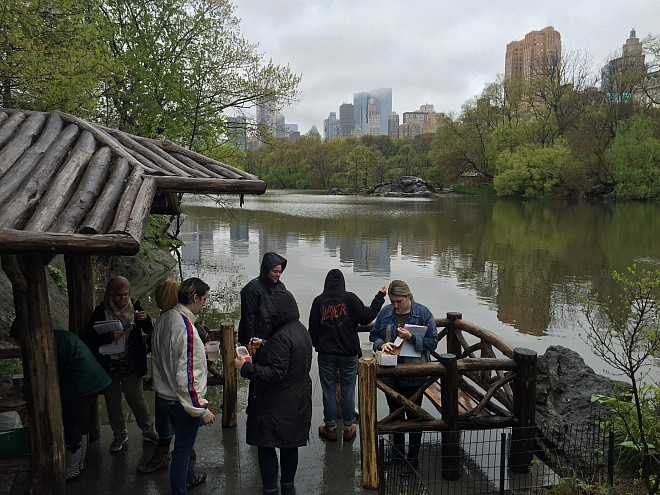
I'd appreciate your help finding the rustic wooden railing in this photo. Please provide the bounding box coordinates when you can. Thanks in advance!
[358,312,537,489]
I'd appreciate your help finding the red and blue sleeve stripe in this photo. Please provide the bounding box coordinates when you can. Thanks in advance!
[181,314,207,409]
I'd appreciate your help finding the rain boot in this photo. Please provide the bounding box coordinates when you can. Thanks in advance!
[137,445,169,474]
[78,434,88,474]
[258,488,279,495]
[65,446,82,480]
[281,481,296,494]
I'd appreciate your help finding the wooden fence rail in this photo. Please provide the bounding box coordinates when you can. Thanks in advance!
[358,312,537,489]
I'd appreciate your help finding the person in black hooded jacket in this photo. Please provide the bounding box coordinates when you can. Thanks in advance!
[309,269,386,442]
[235,289,312,495]
[237,251,287,347]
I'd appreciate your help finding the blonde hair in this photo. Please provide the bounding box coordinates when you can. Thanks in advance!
[388,280,412,300]
[155,281,180,314]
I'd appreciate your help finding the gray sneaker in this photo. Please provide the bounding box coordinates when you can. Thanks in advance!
[109,436,128,453]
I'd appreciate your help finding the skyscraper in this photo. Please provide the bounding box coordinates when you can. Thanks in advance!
[366,100,381,136]
[601,29,646,98]
[505,26,561,82]
[388,112,399,139]
[339,103,354,137]
[353,88,392,135]
[324,112,340,141]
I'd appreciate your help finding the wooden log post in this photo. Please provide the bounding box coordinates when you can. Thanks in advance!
[446,312,462,357]
[221,322,237,428]
[2,254,66,494]
[439,353,460,480]
[64,255,95,337]
[509,347,537,473]
[358,358,378,489]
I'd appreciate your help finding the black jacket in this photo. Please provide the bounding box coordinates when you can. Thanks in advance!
[308,269,385,356]
[240,290,312,449]
[85,299,153,378]
[238,252,287,345]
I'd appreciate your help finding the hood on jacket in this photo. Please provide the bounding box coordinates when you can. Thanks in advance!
[259,252,287,283]
[323,269,346,293]
[260,290,300,338]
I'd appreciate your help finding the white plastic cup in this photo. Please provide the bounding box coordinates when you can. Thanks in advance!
[360,341,374,361]
[205,341,220,362]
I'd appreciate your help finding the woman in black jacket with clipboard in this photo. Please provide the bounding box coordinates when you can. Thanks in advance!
[86,276,157,454]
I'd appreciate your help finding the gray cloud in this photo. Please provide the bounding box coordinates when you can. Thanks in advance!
[234,0,659,133]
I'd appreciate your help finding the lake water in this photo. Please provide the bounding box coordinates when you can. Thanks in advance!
[165,190,660,377]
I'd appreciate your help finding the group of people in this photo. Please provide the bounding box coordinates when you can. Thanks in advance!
[51,250,437,494]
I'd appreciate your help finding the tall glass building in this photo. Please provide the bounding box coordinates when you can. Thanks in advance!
[353,88,392,136]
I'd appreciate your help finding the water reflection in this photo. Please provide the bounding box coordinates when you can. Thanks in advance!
[173,191,660,373]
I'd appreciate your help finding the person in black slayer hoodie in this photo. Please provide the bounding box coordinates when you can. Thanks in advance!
[238,251,287,347]
[235,289,312,495]
[309,269,386,442]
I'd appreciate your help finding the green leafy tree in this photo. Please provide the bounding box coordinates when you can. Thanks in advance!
[0,0,115,113]
[606,115,660,199]
[493,140,571,197]
[100,0,301,149]
[580,265,660,495]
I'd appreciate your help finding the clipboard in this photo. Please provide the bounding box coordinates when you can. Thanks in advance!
[398,324,427,357]
[93,320,126,355]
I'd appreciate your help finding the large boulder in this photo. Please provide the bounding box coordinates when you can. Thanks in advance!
[535,345,623,473]
[536,345,619,430]
[370,176,436,197]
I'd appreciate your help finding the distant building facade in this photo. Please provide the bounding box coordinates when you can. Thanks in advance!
[339,103,355,137]
[324,112,340,141]
[388,112,399,139]
[353,88,392,135]
[505,26,561,82]
[601,29,646,102]
[226,116,247,150]
[400,104,442,139]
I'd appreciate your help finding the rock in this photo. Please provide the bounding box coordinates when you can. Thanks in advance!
[535,345,623,472]
[0,255,70,340]
[370,176,436,197]
[536,345,619,429]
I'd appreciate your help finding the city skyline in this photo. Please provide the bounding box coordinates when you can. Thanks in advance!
[233,0,659,134]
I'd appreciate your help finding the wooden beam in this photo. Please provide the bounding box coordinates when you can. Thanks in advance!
[64,255,94,338]
[153,177,267,194]
[0,230,139,255]
[5,254,66,494]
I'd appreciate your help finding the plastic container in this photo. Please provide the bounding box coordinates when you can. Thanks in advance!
[360,341,374,361]
[0,427,30,459]
[205,341,220,362]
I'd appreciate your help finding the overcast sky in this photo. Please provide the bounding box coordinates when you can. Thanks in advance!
[232,0,660,134]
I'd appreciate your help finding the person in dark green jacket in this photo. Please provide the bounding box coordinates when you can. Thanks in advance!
[54,329,111,481]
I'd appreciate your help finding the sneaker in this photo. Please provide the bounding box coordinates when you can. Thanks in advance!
[318,425,338,441]
[342,425,357,441]
[187,472,207,489]
[109,436,128,453]
[142,430,159,445]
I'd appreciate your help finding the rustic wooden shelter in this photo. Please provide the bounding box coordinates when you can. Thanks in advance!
[0,108,266,494]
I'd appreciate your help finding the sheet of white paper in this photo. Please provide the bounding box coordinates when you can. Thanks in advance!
[94,320,126,355]
[399,324,428,357]
[394,336,404,347]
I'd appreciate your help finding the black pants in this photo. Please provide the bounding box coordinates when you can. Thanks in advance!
[62,395,93,452]
[385,384,423,462]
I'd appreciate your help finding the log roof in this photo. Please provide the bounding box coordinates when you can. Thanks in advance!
[0,108,266,256]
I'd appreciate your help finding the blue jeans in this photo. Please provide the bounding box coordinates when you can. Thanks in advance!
[318,353,358,427]
[154,396,175,446]
[158,397,201,494]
